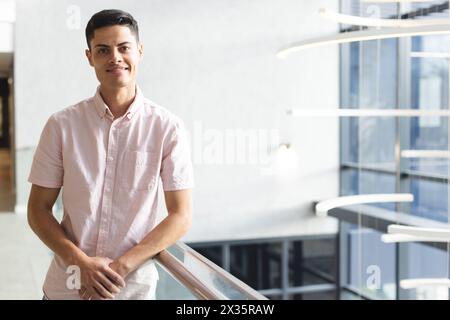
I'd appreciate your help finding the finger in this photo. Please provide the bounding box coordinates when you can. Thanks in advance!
[86,286,104,301]
[96,272,121,294]
[80,289,90,300]
[92,279,115,299]
[79,285,91,299]
[91,286,111,300]
[102,267,126,288]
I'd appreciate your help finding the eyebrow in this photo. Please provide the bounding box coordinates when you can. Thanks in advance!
[94,42,132,48]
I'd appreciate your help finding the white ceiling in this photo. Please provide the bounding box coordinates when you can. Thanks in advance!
[0,0,15,23]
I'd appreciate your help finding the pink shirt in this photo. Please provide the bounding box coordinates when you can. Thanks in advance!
[28,86,194,299]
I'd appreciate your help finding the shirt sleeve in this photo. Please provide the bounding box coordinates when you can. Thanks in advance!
[28,115,64,188]
[160,118,194,191]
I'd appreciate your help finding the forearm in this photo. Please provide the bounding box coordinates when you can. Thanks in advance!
[28,207,87,267]
[116,211,191,277]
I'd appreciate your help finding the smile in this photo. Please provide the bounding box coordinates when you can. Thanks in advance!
[106,66,129,73]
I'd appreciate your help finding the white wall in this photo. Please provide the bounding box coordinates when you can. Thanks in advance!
[15,0,340,241]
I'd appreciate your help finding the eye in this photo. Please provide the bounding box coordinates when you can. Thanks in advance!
[97,48,109,55]
[120,46,130,53]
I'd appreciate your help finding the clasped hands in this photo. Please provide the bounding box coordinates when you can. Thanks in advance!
[76,256,127,300]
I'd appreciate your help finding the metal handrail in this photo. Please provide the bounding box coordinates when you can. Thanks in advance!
[155,249,228,300]
[154,242,267,300]
[175,242,267,300]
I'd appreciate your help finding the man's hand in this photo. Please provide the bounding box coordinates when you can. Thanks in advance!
[104,189,192,281]
[77,256,126,300]
[109,259,130,279]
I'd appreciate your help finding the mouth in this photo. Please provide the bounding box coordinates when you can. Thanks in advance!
[106,66,129,74]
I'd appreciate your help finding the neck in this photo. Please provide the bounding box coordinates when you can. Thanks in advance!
[99,83,137,118]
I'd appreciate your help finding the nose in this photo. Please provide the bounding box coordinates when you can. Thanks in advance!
[109,47,123,64]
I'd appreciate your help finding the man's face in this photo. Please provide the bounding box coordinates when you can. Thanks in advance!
[86,25,143,89]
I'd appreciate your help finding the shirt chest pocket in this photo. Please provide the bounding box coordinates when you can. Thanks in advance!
[120,150,160,191]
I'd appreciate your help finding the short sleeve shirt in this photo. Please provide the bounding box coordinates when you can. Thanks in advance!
[28,86,194,299]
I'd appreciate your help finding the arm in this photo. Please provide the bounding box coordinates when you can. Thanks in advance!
[27,184,83,266]
[111,189,193,277]
[28,184,125,299]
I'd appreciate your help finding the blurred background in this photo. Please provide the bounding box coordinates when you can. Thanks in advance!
[0,0,449,300]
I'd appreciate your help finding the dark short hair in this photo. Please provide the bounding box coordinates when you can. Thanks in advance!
[85,9,139,50]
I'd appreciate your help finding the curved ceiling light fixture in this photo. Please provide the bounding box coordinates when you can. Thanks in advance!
[361,0,436,3]
[315,193,413,217]
[318,8,450,28]
[381,233,450,243]
[411,51,450,58]
[287,108,450,117]
[401,150,450,158]
[381,224,450,243]
[400,278,450,290]
[389,224,450,238]
[277,24,450,58]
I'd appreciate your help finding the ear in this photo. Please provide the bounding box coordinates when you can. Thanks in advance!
[138,43,144,60]
[85,49,94,67]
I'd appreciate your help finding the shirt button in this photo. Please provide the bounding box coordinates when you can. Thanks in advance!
[106,187,111,192]
[108,156,114,162]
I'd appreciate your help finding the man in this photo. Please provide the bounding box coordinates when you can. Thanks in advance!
[27,9,194,300]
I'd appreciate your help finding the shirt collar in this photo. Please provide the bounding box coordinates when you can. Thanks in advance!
[93,85,144,120]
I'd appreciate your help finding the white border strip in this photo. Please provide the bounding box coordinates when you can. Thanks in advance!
[315,193,413,217]
[319,8,450,28]
[277,25,450,58]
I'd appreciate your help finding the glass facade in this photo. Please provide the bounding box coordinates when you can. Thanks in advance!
[339,0,450,299]
[192,1,450,300]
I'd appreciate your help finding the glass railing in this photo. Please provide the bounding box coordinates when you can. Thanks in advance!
[154,262,199,300]
[154,242,267,300]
